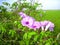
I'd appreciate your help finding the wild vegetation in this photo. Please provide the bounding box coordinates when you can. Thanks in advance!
[0,0,60,45]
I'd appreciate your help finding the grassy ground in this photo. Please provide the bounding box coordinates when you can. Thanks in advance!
[42,10,60,35]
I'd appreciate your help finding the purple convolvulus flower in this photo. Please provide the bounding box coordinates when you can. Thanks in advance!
[19,12,27,18]
[40,21,49,26]
[40,21,45,30]
[31,21,41,31]
[49,23,54,31]
[40,21,49,31]
[45,21,54,31]
[49,27,54,31]
[40,21,54,31]
[21,16,35,28]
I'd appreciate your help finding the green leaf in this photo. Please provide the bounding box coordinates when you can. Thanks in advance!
[0,6,6,12]
[40,31,45,36]
[28,31,37,35]
[0,23,6,33]
[45,38,53,45]
[11,2,18,9]
[23,31,37,40]
[9,30,16,37]
[34,35,39,42]
[18,24,22,29]
[2,2,10,6]
[19,41,25,45]
[28,31,37,39]
[14,21,18,25]
[45,42,51,45]
[45,31,51,37]
[1,27,6,33]
[23,33,28,40]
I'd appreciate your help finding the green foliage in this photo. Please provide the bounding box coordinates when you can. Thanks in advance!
[0,6,6,12]
[9,30,16,37]
[0,0,59,45]
[2,2,10,6]
[11,2,18,9]
[0,23,6,33]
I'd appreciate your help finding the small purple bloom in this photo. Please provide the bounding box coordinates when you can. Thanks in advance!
[40,21,49,31]
[44,21,49,25]
[49,22,54,31]
[19,12,27,18]
[40,21,49,26]
[21,16,35,28]
[31,21,41,31]
[45,22,54,31]
[40,21,54,31]
[49,27,54,31]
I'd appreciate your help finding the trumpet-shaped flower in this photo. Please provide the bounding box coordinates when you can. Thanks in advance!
[40,21,49,26]
[40,21,49,30]
[31,21,41,31]
[45,22,54,31]
[40,21,54,31]
[21,16,35,28]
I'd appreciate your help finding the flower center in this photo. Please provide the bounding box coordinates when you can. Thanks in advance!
[33,26,36,28]
[26,22,29,24]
